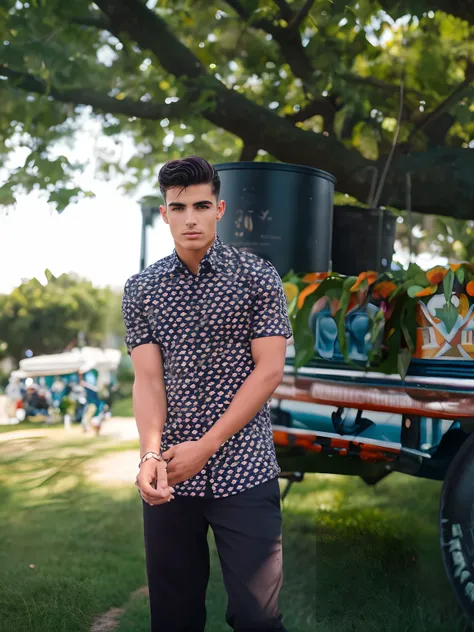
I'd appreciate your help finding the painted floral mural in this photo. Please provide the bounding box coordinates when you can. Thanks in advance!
[282,262,474,377]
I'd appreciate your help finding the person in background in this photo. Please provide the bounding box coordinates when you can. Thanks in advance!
[23,384,50,420]
[5,375,23,422]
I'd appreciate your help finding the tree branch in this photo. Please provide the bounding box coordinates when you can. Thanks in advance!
[289,0,315,30]
[7,0,473,219]
[239,144,259,161]
[408,72,474,142]
[225,0,425,114]
[379,0,474,25]
[271,0,294,22]
[224,0,278,33]
[286,97,336,127]
[224,0,315,88]
[65,11,133,59]
[93,0,356,168]
[0,64,187,121]
[339,72,424,99]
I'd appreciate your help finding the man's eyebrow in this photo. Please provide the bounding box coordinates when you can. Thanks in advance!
[168,200,213,207]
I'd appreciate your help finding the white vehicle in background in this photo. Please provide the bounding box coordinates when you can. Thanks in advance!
[6,347,121,431]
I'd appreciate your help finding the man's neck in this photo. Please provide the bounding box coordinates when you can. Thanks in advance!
[175,234,216,275]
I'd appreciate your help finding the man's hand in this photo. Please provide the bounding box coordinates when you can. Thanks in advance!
[135,458,174,506]
[162,440,213,486]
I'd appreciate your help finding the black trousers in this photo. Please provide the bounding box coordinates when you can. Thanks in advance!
[142,477,288,632]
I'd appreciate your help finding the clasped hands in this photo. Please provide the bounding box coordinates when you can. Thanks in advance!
[135,439,216,506]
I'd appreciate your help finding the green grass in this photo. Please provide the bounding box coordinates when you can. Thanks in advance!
[0,424,470,632]
[111,396,134,418]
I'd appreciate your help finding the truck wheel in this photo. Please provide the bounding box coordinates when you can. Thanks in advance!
[440,430,474,622]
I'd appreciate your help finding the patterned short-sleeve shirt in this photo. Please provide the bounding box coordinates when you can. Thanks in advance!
[122,235,292,498]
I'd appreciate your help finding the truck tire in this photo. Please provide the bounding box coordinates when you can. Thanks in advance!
[440,430,474,622]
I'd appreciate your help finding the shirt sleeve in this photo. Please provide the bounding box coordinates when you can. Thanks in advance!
[122,276,158,355]
[249,260,293,340]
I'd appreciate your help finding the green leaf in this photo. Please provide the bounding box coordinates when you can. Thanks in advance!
[405,265,430,288]
[0,184,16,206]
[374,292,406,374]
[456,267,465,285]
[333,105,354,140]
[294,328,316,370]
[291,277,346,370]
[397,348,412,380]
[388,280,410,300]
[103,123,122,136]
[287,295,298,317]
[400,299,417,353]
[367,308,386,365]
[443,269,454,303]
[407,285,425,298]
[334,276,357,360]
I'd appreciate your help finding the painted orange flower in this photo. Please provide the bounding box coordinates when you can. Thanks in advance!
[302,272,329,283]
[466,280,474,297]
[459,293,469,319]
[426,266,448,285]
[350,270,378,292]
[449,263,463,272]
[415,285,438,297]
[347,294,359,313]
[297,283,318,309]
[372,281,397,300]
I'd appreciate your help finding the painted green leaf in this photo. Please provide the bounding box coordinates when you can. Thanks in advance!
[397,348,412,380]
[407,285,426,298]
[434,303,459,333]
[443,269,454,304]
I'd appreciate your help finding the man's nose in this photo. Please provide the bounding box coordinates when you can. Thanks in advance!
[185,213,197,225]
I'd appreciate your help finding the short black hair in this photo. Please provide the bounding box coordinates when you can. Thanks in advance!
[158,156,221,201]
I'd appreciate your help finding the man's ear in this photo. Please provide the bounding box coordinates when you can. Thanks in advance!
[217,199,226,220]
[159,205,169,225]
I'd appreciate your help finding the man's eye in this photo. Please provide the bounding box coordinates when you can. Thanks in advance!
[197,205,210,210]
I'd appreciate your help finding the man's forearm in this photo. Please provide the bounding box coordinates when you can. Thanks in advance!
[200,365,283,455]
[133,376,167,456]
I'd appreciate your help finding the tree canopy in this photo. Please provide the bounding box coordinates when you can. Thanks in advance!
[1,0,474,217]
[0,271,124,361]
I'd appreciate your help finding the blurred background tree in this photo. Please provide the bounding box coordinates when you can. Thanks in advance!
[0,271,124,362]
[1,0,473,219]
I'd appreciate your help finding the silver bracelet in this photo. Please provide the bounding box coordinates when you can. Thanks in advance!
[139,451,164,468]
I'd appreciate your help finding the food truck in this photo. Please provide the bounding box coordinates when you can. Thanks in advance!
[217,162,474,622]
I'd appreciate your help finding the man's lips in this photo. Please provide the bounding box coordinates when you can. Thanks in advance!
[183,232,201,236]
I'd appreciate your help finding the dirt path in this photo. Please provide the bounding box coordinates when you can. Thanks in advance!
[90,587,149,632]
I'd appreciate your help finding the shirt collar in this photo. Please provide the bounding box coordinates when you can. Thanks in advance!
[170,235,225,273]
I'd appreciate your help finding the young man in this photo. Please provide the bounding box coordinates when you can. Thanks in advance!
[122,156,292,632]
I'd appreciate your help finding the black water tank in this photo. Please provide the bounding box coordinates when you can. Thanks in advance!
[332,206,396,275]
[214,162,336,277]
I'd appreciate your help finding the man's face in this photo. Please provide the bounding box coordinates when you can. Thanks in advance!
[160,183,226,250]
